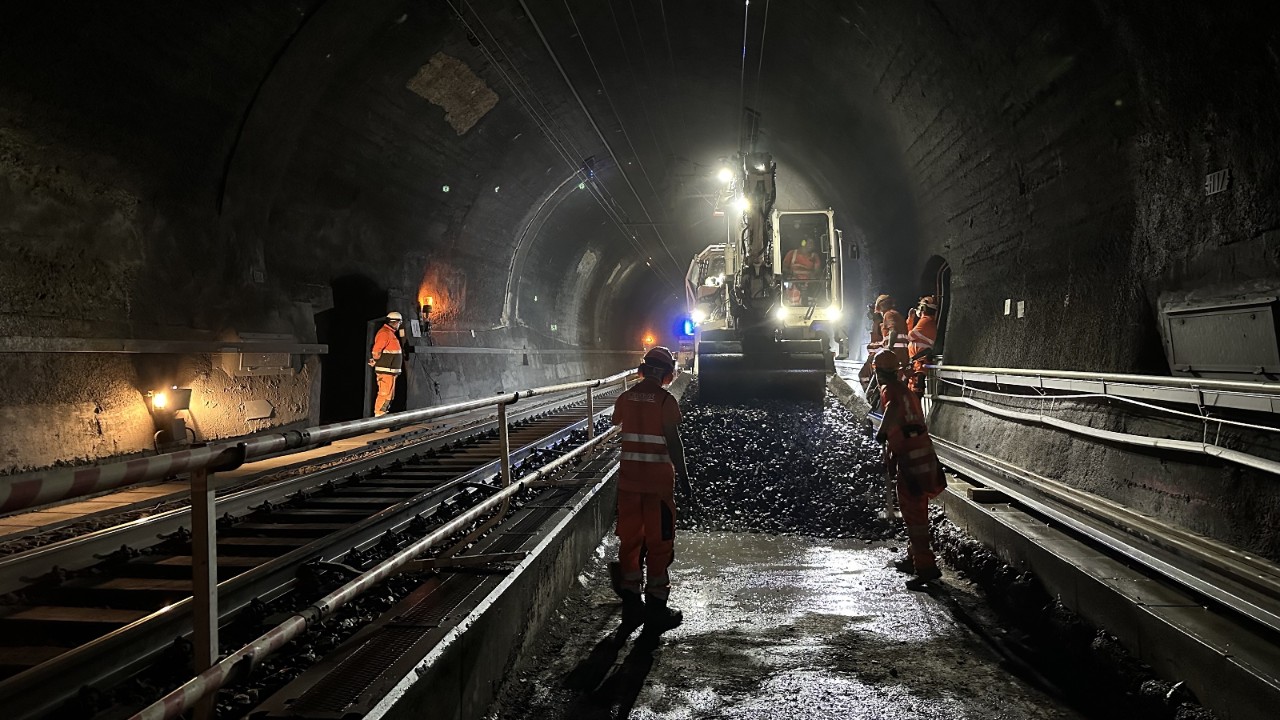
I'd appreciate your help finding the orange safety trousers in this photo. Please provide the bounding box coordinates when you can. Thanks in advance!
[616,490,676,600]
[374,373,397,416]
[885,386,946,569]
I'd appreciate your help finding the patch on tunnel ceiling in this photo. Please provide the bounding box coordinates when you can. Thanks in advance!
[406,53,498,135]
[576,249,599,277]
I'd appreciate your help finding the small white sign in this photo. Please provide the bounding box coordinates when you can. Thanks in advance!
[408,319,422,337]
[1017,300,1026,319]
[1004,299,1012,316]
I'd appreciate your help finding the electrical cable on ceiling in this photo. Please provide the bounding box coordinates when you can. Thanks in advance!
[656,0,691,159]
[457,0,679,290]
[752,0,771,112]
[626,0,679,165]
[607,0,673,166]
[564,1,663,208]
[518,0,685,284]
[736,0,750,150]
[446,0,662,276]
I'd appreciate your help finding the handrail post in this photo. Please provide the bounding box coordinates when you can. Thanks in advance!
[586,386,595,440]
[189,467,218,720]
[498,402,511,487]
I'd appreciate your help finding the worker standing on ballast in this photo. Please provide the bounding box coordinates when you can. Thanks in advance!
[609,346,691,635]
[905,295,939,398]
[368,311,404,417]
[873,350,946,583]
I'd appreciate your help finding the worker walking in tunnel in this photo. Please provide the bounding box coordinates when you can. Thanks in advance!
[609,346,692,635]
[906,295,940,398]
[368,311,404,417]
[873,350,946,583]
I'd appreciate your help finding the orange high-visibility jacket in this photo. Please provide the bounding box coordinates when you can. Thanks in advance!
[881,309,909,355]
[882,383,943,490]
[782,249,821,280]
[907,313,937,360]
[611,379,681,495]
[371,324,403,374]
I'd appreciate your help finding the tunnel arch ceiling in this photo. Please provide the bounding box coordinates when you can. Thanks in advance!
[2,0,1279,472]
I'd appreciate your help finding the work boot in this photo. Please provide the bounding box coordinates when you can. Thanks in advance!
[619,590,645,635]
[892,555,915,574]
[643,595,683,633]
[914,563,942,582]
[607,561,624,599]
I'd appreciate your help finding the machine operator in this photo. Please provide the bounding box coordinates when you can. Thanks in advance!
[608,346,692,636]
[781,238,822,305]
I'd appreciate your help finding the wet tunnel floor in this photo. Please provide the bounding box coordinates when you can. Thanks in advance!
[488,388,1086,718]
[489,532,1084,720]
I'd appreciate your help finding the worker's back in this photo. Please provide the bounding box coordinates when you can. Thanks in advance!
[612,378,680,494]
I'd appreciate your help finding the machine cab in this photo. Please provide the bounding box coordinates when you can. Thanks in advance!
[771,209,842,326]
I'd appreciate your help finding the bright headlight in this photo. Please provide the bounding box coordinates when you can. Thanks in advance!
[774,307,789,322]
[690,309,707,324]
[825,305,842,321]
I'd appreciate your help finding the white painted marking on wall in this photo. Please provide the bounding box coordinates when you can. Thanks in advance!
[1017,300,1026,319]
[1004,299,1012,316]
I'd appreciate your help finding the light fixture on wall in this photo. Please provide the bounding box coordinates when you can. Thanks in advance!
[147,385,194,451]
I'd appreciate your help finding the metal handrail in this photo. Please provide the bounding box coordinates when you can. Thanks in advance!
[933,363,1280,396]
[131,425,623,720]
[0,370,635,514]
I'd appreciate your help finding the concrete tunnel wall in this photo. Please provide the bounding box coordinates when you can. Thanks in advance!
[1,2,1279,554]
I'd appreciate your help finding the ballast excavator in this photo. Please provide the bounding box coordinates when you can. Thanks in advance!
[687,152,847,401]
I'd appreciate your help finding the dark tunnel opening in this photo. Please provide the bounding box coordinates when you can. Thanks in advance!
[315,275,390,424]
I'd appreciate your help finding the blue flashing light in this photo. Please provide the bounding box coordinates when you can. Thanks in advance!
[681,319,696,337]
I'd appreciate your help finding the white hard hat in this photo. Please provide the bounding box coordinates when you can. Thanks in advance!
[386,311,403,321]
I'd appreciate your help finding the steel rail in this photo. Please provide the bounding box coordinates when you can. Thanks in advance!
[0,385,622,596]
[932,394,1280,477]
[932,436,1280,636]
[0,371,633,514]
[1,399,617,719]
[131,426,623,720]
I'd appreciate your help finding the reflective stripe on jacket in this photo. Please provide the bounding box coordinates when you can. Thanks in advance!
[907,314,937,358]
[883,384,944,491]
[612,379,679,494]
[372,324,403,374]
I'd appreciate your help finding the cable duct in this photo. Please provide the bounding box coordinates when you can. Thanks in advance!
[934,394,1280,479]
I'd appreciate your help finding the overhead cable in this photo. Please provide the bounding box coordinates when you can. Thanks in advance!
[446,1,662,276]
[518,0,685,282]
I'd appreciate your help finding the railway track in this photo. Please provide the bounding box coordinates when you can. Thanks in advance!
[0,388,620,719]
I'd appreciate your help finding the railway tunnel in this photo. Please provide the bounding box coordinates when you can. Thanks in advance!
[1,1,1278,719]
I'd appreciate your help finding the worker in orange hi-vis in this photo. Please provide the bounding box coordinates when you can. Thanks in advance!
[368,311,404,417]
[781,238,822,305]
[873,350,947,584]
[905,295,940,398]
[607,346,691,636]
[879,294,910,368]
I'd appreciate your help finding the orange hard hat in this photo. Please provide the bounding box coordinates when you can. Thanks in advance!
[873,349,901,372]
[918,295,938,310]
[642,346,676,372]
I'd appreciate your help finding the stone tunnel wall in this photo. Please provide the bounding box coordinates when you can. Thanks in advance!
[0,1,646,474]
[845,1,1280,557]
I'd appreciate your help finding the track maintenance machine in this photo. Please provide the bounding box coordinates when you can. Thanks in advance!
[686,152,847,401]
